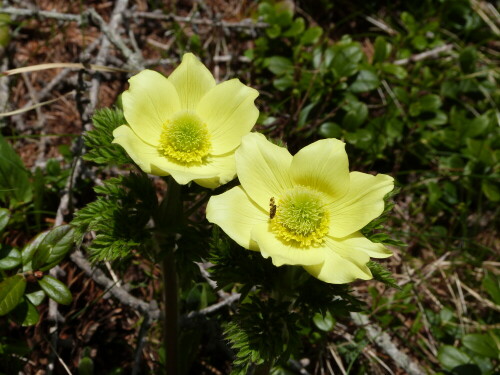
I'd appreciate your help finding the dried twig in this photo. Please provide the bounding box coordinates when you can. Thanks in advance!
[0,7,144,69]
[364,15,397,35]
[70,250,160,319]
[129,10,268,29]
[394,44,454,65]
[350,312,426,375]
[458,279,500,313]
[180,293,240,325]
[0,6,82,22]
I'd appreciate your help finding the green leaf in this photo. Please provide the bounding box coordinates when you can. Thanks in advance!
[0,134,33,208]
[0,247,21,270]
[367,261,400,289]
[482,272,500,305]
[463,333,499,358]
[25,289,46,306]
[420,111,448,126]
[419,94,442,112]
[300,26,322,44]
[381,63,407,79]
[318,122,342,138]
[78,356,94,375]
[349,69,380,93]
[83,108,131,165]
[297,102,316,128]
[313,311,335,331]
[373,36,391,63]
[266,24,281,39]
[330,43,363,78]
[36,225,75,271]
[438,345,471,370]
[283,17,305,37]
[0,275,27,315]
[21,231,48,269]
[411,35,427,50]
[0,207,9,232]
[345,128,373,148]
[266,56,294,76]
[459,47,477,74]
[38,275,72,305]
[400,11,417,33]
[342,100,368,129]
[466,114,490,138]
[482,180,500,202]
[273,75,294,91]
[9,298,40,326]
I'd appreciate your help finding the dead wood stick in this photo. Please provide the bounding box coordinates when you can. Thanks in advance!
[350,312,426,375]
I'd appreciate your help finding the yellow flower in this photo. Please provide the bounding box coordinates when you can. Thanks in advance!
[112,53,259,188]
[206,133,395,284]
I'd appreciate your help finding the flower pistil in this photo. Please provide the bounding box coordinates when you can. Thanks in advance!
[270,186,330,247]
[158,111,211,164]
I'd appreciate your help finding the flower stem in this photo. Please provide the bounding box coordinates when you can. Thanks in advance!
[162,246,178,375]
[155,176,183,375]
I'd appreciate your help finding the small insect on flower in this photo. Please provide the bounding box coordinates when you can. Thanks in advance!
[269,197,277,219]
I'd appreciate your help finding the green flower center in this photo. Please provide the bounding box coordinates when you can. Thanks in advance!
[158,111,211,164]
[270,186,330,247]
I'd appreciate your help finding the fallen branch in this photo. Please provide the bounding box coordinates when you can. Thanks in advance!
[129,10,268,29]
[0,6,144,69]
[70,250,160,319]
[180,293,240,326]
[350,312,426,375]
[393,44,453,65]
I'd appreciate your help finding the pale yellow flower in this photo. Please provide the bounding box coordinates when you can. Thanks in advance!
[112,53,259,188]
[206,133,395,284]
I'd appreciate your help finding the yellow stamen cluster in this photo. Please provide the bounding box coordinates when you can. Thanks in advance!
[158,111,211,164]
[270,186,330,247]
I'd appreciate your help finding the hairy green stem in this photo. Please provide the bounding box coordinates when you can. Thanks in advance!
[162,247,178,375]
[155,176,183,375]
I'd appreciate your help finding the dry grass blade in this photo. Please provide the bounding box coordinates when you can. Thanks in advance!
[0,91,75,118]
[2,62,131,76]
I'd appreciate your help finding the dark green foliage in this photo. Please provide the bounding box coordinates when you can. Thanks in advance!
[209,227,366,369]
[208,227,278,296]
[0,223,76,326]
[362,188,406,248]
[83,107,131,165]
[37,275,72,305]
[367,261,399,290]
[72,173,157,262]
[0,134,32,208]
[224,296,301,374]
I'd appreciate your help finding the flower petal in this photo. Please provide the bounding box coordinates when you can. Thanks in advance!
[206,186,267,250]
[112,125,160,174]
[196,79,259,155]
[113,124,236,185]
[328,172,394,238]
[251,223,327,266]
[332,232,392,258]
[150,152,235,186]
[122,70,181,145]
[168,53,216,111]
[303,237,373,284]
[290,138,349,200]
[194,152,237,188]
[235,133,294,210]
